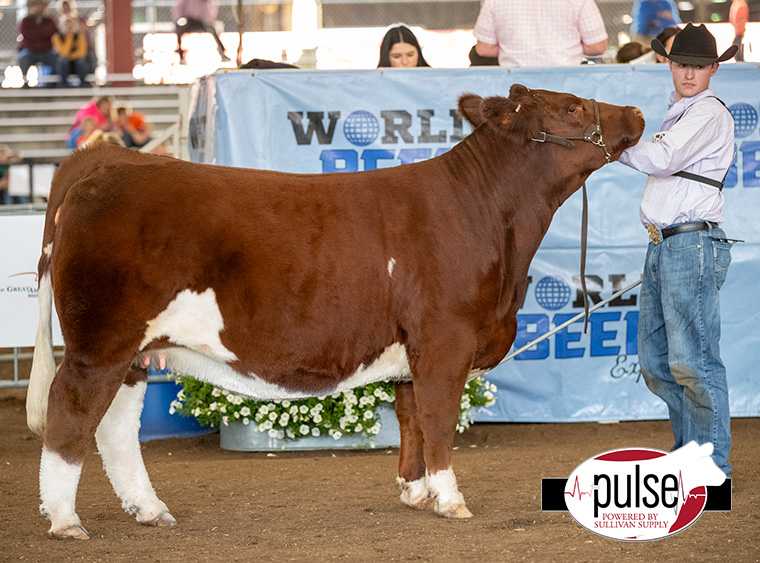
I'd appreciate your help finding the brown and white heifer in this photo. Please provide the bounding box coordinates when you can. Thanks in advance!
[28,84,644,539]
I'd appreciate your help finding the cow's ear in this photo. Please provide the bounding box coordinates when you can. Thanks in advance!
[458,94,485,128]
[482,95,541,143]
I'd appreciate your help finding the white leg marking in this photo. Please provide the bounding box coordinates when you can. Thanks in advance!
[427,468,472,519]
[43,242,53,257]
[140,288,237,362]
[39,448,88,538]
[387,257,396,278]
[95,381,175,526]
[397,476,432,509]
[27,272,55,435]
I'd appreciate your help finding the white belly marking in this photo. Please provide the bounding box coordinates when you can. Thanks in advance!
[140,288,237,363]
[152,342,412,401]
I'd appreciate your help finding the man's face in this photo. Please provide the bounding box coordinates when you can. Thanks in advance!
[669,61,718,100]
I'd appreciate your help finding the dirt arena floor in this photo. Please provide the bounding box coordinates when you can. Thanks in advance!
[2,354,759,563]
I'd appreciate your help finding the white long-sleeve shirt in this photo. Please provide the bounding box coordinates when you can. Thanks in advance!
[618,89,735,229]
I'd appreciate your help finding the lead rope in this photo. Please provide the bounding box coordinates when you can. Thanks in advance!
[580,183,589,333]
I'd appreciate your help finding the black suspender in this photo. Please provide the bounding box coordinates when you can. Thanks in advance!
[673,170,725,190]
[672,96,731,191]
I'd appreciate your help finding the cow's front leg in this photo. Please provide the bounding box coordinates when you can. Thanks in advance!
[40,358,126,539]
[409,328,475,519]
[95,367,175,528]
[394,382,434,510]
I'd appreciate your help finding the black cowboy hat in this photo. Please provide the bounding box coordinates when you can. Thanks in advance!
[651,23,738,66]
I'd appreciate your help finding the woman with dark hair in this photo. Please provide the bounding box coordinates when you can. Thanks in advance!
[377,25,430,68]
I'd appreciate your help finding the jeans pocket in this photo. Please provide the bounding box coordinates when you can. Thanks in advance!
[666,233,699,251]
[712,239,733,290]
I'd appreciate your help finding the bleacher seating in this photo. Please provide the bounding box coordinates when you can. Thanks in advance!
[0,84,186,162]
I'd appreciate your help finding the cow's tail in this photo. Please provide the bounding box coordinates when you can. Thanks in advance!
[26,145,121,435]
[26,254,56,436]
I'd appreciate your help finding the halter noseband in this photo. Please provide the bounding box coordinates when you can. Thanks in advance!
[531,99,612,164]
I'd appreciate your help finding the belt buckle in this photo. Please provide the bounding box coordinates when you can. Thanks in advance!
[647,224,661,245]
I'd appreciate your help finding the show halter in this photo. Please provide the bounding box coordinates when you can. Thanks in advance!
[530,99,612,332]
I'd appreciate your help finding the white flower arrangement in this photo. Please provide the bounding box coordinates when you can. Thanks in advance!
[172,377,497,442]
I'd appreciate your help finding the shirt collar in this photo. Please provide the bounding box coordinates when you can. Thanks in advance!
[669,89,716,113]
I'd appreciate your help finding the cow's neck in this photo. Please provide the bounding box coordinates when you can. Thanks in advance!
[442,127,596,240]
[441,128,598,314]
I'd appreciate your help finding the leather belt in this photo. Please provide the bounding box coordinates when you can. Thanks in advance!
[646,221,719,245]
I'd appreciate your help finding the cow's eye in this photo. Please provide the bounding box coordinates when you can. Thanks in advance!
[568,106,579,114]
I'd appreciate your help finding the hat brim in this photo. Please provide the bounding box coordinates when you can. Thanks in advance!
[651,39,739,65]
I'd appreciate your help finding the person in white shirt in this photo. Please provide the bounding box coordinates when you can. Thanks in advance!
[473,0,607,67]
[618,23,738,478]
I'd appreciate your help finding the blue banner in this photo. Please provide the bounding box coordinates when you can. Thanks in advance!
[188,64,760,422]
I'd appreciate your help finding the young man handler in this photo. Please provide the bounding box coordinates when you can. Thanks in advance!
[618,23,738,478]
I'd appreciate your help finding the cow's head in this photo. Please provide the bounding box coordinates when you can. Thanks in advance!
[458,83,644,163]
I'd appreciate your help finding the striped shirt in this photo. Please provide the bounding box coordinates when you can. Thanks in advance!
[473,0,608,68]
[618,89,735,229]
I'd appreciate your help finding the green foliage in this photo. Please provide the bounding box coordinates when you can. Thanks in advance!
[172,376,497,442]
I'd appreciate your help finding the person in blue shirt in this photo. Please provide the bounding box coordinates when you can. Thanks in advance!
[631,0,681,40]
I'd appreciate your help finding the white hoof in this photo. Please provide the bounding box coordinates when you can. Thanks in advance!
[49,524,90,540]
[397,476,433,510]
[143,510,177,528]
[435,502,473,519]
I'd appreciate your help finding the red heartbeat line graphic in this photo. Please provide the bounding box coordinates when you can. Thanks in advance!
[678,470,707,501]
[564,476,594,500]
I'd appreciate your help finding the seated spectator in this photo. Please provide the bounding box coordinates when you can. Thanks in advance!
[116,106,154,149]
[75,116,96,148]
[17,0,59,88]
[468,44,498,66]
[377,25,430,68]
[628,26,679,64]
[615,41,650,63]
[66,95,115,148]
[173,0,231,64]
[116,106,170,155]
[56,0,97,76]
[52,16,89,86]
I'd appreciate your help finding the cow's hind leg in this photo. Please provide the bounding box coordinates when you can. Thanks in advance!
[409,328,475,519]
[40,357,128,539]
[394,382,434,510]
[95,366,176,527]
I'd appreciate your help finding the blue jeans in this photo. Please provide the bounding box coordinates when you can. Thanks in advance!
[56,56,88,87]
[638,221,733,477]
[18,49,59,77]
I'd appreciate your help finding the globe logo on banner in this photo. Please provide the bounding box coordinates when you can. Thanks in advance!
[343,110,380,146]
[535,276,572,310]
[729,103,757,138]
